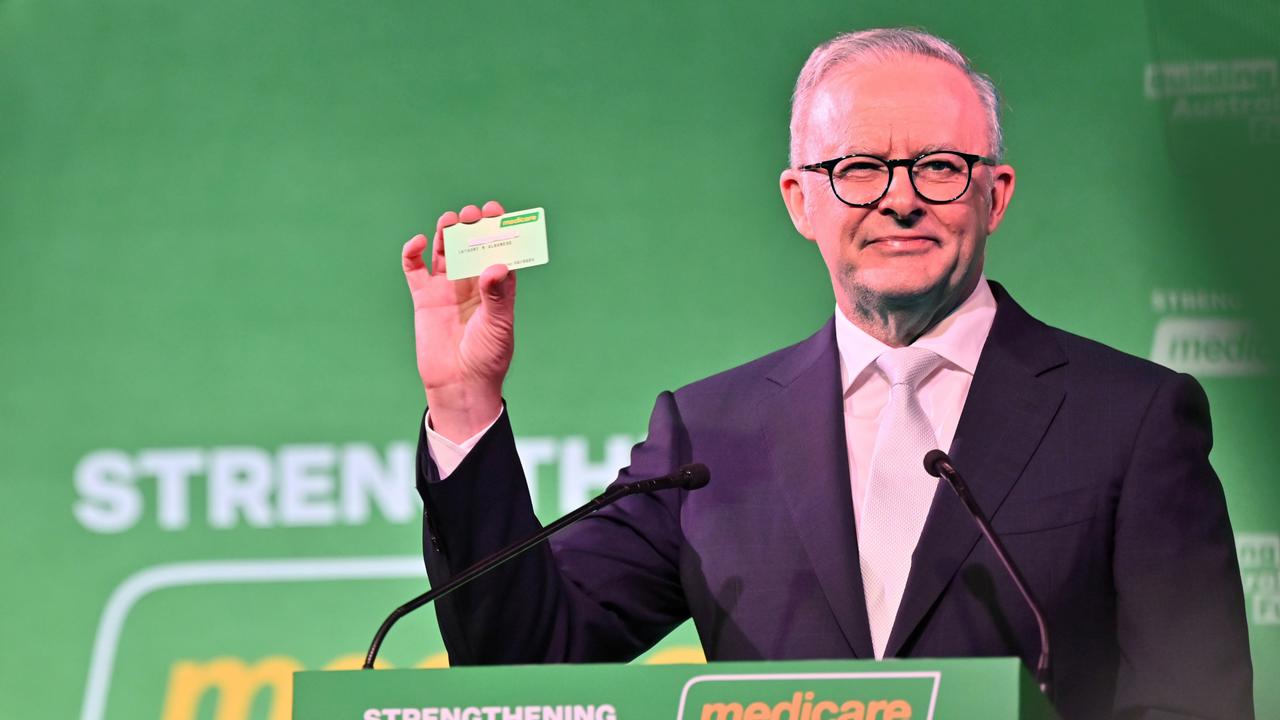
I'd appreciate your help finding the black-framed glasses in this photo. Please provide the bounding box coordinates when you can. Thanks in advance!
[799,150,995,207]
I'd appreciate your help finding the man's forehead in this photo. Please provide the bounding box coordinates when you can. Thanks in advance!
[811,107,965,155]
[798,55,988,158]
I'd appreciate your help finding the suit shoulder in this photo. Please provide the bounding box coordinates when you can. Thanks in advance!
[672,321,833,402]
[1046,323,1191,393]
[990,280,1194,395]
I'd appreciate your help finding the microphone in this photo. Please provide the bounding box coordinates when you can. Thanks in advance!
[362,462,711,669]
[923,450,1052,698]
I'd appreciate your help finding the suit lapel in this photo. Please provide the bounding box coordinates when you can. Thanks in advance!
[758,319,876,659]
[884,283,1068,657]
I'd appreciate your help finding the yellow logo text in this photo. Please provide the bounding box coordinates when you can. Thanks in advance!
[700,691,912,720]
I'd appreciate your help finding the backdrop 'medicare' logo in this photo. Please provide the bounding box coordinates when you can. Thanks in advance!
[1149,317,1266,376]
[1238,533,1280,626]
[676,673,938,720]
[162,656,298,720]
[1148,288,1268,377]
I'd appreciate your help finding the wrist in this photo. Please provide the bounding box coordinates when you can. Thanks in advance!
[425,383,504,443]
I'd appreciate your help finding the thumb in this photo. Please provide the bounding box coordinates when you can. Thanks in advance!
[478,264,516,318]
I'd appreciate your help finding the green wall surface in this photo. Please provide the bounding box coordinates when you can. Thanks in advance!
[2,2,1276,718]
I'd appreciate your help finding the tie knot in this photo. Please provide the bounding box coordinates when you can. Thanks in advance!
[875,346,942,389]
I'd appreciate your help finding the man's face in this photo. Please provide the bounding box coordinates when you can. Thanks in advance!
[780,55,1015,321]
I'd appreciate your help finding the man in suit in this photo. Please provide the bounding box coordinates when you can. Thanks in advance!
[399,28,1253,719]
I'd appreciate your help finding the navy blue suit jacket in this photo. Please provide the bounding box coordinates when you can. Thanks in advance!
[417,282,1252,720]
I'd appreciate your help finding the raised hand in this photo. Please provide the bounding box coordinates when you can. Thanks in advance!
[402,200,516,442]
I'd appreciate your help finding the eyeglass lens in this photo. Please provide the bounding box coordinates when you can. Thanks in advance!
[830,152,973,205]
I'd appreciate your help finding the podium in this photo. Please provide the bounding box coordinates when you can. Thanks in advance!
[294,657,1055,719]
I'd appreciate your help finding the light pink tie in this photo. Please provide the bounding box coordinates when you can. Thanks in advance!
[859,346,943,658]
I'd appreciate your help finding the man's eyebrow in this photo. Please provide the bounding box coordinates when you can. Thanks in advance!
[838,145,890,157]
[834,143,958,158]
[912,143,954,155]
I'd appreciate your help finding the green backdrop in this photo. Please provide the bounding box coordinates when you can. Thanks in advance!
[2,2,1276,719]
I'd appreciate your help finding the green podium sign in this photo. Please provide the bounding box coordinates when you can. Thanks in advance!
[294,658,1053,720]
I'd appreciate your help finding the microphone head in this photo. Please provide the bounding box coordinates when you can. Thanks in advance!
[675,463,711,490]
[923,449,949,478]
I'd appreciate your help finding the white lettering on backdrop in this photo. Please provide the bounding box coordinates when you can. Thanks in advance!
[72,435,635,533]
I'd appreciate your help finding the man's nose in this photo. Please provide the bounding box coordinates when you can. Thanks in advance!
[877,165,925,221]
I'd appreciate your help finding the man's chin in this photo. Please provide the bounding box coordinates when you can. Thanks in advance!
[845,273,948,310]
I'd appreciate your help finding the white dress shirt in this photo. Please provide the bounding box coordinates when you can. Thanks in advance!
[426,278,998,516]
[836,278,996,533]
[425,408,501,479]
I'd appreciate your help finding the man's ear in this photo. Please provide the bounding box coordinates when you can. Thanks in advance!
[780,168,816,241]
[983,163,1016,235]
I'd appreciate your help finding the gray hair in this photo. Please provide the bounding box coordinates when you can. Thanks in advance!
[788,28,1004,166]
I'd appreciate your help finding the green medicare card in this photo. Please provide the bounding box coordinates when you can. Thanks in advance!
[442,207,549,279]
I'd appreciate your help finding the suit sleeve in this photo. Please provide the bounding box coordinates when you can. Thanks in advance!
[416,392,693,665]
[1111,372,1254,719]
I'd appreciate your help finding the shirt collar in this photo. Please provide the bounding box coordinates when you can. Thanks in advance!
[833,276,998,394]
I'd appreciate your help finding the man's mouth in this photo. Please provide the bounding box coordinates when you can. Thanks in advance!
[863,235,939,251]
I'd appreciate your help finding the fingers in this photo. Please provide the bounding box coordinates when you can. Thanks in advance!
[478,264,517,318]
[431,210,460,275]
[427,201,506,276]
[402,234,429,274]
[436,210,461,233]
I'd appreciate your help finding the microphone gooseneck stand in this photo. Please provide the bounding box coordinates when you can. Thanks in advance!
[362,463,711,669]
[923,449,1053,699]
